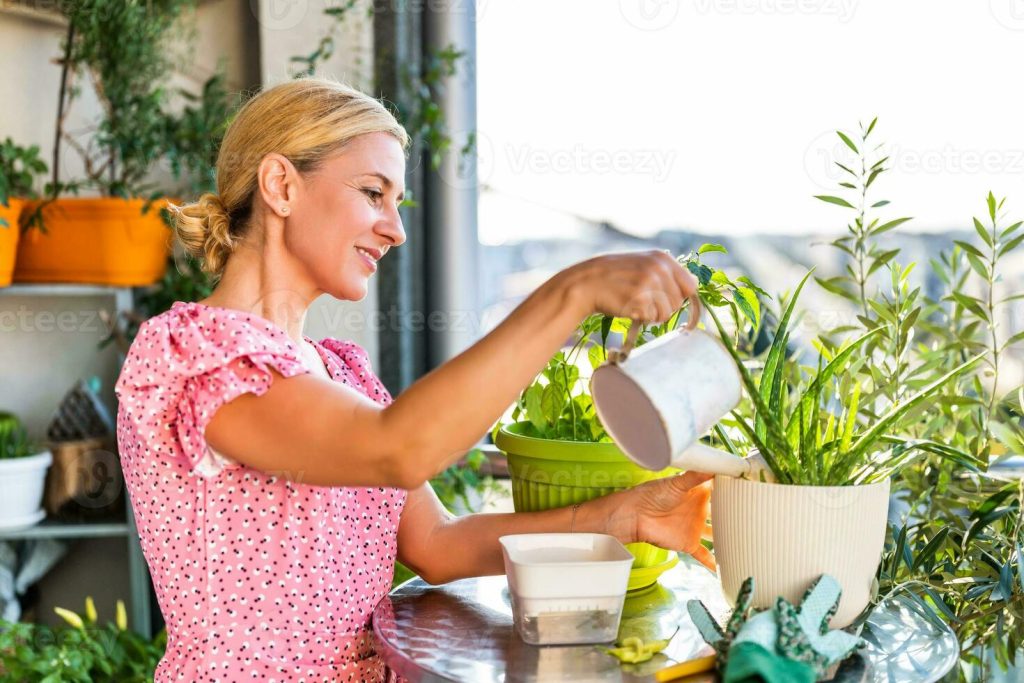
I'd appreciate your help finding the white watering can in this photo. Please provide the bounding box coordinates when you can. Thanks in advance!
[590,293,774,481]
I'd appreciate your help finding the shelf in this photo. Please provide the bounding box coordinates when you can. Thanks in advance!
[0,283,132,298]
[0,519,131,541]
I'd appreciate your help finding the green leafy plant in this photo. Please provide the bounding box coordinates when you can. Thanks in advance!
[705,270,985,486]
[0,597,166,682]
[500,246,765,443]
[0,412,35,460]
[0,138,48,228]
[163,72,237,199]
[429,447,506,515]
[810,119,1024,675]
[49,0,195,200]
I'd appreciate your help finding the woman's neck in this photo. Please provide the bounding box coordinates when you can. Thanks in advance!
[199,238,320,344]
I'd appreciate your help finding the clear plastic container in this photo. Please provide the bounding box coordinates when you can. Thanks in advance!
[499,533,633,645]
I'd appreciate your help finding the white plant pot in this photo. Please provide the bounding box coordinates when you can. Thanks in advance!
[0,451,53,530]
[711,474,890,628]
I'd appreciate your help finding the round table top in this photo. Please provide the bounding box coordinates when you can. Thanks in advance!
[372,557,959,682]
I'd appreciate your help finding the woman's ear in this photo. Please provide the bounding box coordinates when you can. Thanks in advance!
[257,153,299,217]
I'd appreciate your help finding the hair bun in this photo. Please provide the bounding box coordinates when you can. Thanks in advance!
[170,193,234,275]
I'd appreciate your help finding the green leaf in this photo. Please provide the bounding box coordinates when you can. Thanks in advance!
[953,240,985,259]
[871,217,913,235]
[999,233,1024,257]
[836,130,859,154]
[525,384,546,433]
[541,382,565,426]
[974,217,993,248]
[1002,221,1023,238]
[865,167,884,189]
[911,527,949,572]
[698,243,727,255]
[814,276,857,301]
[891,525,909,575]
[965,252,990,280]
[815,195,856,209]
[922,586,961,624]
[737,276,770,298]
[987,191,997,222]
[734,286,760,329]
[952,293,989,321]
[687,261,713,285]
[871,200,890,208]
[865,117,878,138]
[758,271,815,446]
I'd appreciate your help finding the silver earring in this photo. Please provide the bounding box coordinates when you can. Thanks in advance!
[281,206,290,214]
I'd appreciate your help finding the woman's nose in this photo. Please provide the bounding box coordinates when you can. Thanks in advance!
[378,209,407,248]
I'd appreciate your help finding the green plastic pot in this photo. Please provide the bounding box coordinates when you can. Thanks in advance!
[495,422,680,569]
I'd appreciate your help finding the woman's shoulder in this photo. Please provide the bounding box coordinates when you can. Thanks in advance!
[115,301,303,395]
[315,338,393,404]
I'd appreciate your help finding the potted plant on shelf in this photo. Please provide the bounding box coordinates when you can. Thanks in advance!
[14,0,194,286]
[0,138,48,286]
[704,269,984,628]
[0,413,53,531]
[495,247,765,590]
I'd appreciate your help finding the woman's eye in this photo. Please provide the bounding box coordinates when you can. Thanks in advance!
[363,188,383,202]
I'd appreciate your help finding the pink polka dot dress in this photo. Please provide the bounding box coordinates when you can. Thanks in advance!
[115,301,408,682]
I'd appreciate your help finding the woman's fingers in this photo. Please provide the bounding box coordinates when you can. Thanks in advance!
[673,470,713,490]
[691,544,717,573]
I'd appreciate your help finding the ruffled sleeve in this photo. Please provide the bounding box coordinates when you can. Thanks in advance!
[116,302,310,477]
[318,338,394,407]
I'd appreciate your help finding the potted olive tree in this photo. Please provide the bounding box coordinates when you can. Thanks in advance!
[0,413,53,531]
[0,139,47,286]
[15,0,194,286]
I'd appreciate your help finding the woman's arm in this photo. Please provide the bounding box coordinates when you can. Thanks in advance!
[207,251,696,489]
[397,472,714,586]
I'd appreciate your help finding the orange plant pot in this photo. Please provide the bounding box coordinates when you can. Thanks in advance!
[14,197,172,286]
[0,198,24,287]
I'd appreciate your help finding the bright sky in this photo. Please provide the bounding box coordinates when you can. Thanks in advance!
[477,0,1024,240]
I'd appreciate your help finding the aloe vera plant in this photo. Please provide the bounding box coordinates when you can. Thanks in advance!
[705,270,985,486]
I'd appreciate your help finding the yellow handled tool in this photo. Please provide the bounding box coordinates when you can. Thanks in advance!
[654,653,716,681]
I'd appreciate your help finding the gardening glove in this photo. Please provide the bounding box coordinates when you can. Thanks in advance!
[757,575,863,676]
[687,575,863,683]
[686,576,757,667]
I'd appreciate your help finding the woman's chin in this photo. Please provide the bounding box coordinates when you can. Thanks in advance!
[328,279,369,302]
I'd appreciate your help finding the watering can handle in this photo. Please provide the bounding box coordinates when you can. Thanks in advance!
[608,292,702,365]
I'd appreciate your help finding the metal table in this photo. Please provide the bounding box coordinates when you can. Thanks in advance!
[373,557,959,682]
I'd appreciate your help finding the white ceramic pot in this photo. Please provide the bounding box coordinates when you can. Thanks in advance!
[711,474,890,628]
[0,450,53,529]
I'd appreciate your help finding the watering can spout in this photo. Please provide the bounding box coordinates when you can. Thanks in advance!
[670,442,776,482]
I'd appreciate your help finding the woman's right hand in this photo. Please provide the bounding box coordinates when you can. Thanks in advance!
[563,250,699,323]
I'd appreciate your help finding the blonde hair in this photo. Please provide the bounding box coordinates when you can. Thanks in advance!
[171,78,409,275]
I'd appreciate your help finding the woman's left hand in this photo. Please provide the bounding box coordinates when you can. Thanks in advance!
[606,471,715,572]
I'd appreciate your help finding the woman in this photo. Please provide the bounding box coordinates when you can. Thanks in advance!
[115,78,712,682]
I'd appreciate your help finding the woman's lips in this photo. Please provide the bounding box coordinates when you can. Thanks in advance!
[356,247,378,272]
